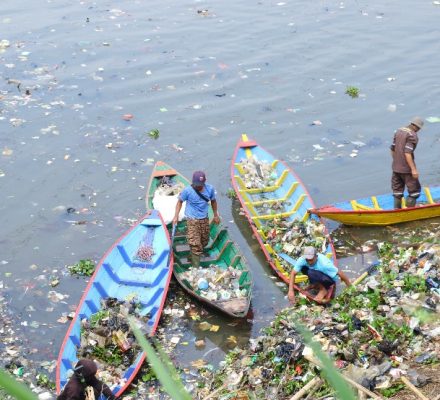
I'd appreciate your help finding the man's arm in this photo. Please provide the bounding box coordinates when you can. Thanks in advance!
[288,270,297,303]
[337,270,351,287]
[211,199,220,224]
[172,199,183,225]
[404,153,418,178]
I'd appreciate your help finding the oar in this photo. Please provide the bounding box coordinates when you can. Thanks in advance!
[167,224,176,267]
[353,261,380,286]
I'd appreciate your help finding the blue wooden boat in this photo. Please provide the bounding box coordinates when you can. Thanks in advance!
[56,210,173,398]
[231,134,337,288]
[309,186,440,226]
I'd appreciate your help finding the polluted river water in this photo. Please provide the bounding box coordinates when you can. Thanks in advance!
[1,0,440,397]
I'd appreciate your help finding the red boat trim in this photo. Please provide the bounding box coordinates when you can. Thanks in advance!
[238,139,258,148]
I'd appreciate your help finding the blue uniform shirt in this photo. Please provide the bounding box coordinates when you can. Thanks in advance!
[294,254,338,281]
[179,184,216,219]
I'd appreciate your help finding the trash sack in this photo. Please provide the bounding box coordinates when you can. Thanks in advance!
[152,193,185,224]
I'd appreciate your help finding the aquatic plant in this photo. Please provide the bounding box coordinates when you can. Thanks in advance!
[148,129,160,140]
[345,86,360,98]
[68,259,95,276]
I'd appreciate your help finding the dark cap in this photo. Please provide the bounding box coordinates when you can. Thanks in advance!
[192,171,206,186]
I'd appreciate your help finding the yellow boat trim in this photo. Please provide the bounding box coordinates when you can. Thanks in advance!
[271,160,279,169]
[234,163,246,176]
[350,200,374,211]
[402,198,406,208]
[424,187,434,204]
[239,170,289,194]
[241,134,253,158]
[245,182,299,206]
[234,175,247,191]
[301,211,309,222]
[371,196,381,210]
[257,229,266,240]
[252,194,306,220]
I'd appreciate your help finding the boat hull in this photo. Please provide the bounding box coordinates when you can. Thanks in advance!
[147,161,252,318]
[230,135,337,285]
[310,186,440,226]
[56,210,172,398]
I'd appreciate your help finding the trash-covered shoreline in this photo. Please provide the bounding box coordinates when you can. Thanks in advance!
[194,235,440,399]
[1,227,440,399]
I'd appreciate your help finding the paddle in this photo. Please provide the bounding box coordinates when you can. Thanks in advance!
[167,224,176,267]
[353,261,381,286]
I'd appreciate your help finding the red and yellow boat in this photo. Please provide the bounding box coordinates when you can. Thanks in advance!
[309,186,440,226]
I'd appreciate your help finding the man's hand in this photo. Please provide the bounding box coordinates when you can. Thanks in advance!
[213,214,220,224]
[172,216,178,226]
[288,290,295,304]
[411,169,419,179]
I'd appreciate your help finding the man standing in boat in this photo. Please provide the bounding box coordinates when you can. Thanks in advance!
[390,116,424,209]
[172,171,220,268]
[288,246,351,304]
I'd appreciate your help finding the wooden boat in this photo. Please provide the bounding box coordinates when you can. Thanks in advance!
[309,186,440,226]
[56,210,173,398]
[146,161,252,318]
[230,134,337,289]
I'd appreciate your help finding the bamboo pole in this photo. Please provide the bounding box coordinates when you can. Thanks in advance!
[289,377,321,400]
[304,379,323,400]
[401,376,429,400]
[303,354,384,400]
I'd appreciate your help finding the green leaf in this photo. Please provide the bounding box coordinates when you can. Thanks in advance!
[128,318,192,400]
[0,370,38,400]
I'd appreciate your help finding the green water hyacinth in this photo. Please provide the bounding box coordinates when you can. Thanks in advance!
[345,86,360,98]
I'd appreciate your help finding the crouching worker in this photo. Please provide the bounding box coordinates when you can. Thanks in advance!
[57,359,117,400]
[288,246,351,304]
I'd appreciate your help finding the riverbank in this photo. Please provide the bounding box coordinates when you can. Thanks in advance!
[195,232,440,399]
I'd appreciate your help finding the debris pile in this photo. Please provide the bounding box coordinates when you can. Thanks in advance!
[262,218,329,271]
[238,156,277,189]
[78,298,149,390]
[136,245,155,262]
[196,239,440,399]
[181,265,248,301]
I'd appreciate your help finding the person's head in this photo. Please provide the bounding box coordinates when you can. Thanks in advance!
[409,116,424,132]
[74,359,98,384]
[303,246,317,264]
[192,170,206,190]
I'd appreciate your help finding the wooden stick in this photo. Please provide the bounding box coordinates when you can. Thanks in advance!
[401,376,429,400]
[289,377,321,400]
[203,382,229,400]
[358,389,367,400]
[303,354,384,400]
[304,379,323,400]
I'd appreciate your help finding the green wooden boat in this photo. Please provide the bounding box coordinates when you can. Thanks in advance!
[146,161,252,318]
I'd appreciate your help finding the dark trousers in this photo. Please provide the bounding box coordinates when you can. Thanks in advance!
[391,171,421,199]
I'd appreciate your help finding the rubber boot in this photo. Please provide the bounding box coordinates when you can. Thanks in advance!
[406,196,416,208]
[190,253,200,268]
[393,197,402,209]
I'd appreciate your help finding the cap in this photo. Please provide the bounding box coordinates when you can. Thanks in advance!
[303,246,317,260]
[192,171,206,186]
[410,116,424,129]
